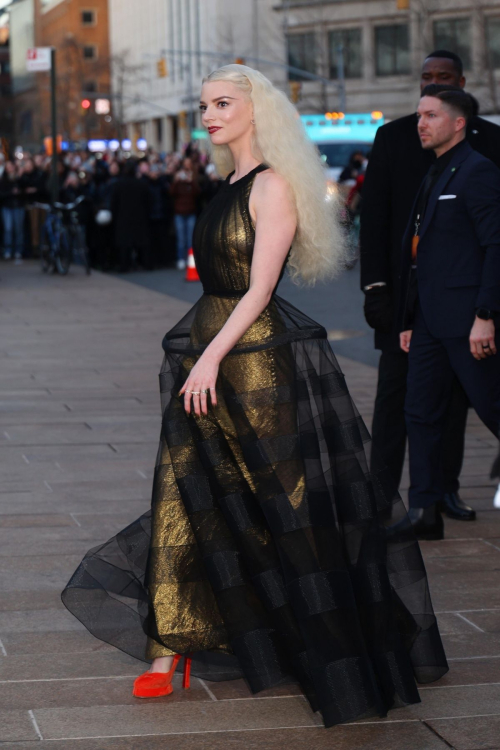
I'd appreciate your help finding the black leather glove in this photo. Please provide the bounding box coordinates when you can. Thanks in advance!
[363,286,393,333]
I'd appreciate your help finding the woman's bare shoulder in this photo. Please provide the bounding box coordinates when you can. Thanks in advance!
[253,168,291,199]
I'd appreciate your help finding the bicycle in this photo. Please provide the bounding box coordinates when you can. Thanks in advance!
[34,196,90,275]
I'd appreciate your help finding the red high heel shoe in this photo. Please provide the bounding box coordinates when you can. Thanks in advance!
[132,653,192,698]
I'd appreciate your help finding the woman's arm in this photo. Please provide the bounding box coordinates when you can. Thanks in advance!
[180,170,297,415]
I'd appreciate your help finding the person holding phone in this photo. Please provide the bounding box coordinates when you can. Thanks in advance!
[171,157,200,270]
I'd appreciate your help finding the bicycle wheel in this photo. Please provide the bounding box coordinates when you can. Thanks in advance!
[40,225,54,273]
[55,227,72,275]
[74,225,91,275]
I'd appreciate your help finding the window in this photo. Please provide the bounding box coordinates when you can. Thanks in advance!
[375,24,410,76]
[487,17,500,69]
[328,29,362,79]
[20,110,32,136]
[155,118,163,144]
[83,45,97,60]
[287,33,316,81]
[81,10,95,26]
[433,18,471,70]
[0,60,10,75]
[83,80,97,92]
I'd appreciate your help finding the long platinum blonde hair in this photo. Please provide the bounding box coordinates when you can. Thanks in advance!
[202,64,346,285]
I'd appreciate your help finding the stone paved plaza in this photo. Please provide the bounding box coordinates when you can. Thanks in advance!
[0,262,499,749]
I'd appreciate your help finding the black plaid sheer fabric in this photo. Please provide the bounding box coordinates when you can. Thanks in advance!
[62,164,448,727]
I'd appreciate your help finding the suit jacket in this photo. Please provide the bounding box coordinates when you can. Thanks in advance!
[360,113,500,351]
[398,141,500,339]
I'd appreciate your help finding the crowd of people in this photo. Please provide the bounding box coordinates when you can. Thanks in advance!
[0,145,221,272]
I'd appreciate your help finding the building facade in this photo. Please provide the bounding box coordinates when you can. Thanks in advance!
[9,0,111,149]
[108,0,286,152]
[0,14,13,151]
[37,0,111,143]
[9,0,38,150]
[279,0,500,118]
[109,0,500,150]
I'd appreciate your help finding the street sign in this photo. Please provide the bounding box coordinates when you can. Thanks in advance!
[26,47,52,72]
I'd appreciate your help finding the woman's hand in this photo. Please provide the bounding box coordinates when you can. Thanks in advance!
[179,353,219,416]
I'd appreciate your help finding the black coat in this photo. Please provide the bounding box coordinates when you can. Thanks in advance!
[398,141,500,337]
[360,113,500,352]
[0,173,24,209]
[111,176,151,248]
[142,175,171,221]
[96,176,119,212]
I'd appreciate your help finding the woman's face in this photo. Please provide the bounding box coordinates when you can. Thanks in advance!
[200,81,253,146]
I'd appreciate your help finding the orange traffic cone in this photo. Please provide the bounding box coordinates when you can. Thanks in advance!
[185,248,200,282]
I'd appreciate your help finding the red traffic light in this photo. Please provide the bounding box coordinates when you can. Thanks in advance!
[81,98,91,110]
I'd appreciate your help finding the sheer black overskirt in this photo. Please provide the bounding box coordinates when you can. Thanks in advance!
[62,292,448,728]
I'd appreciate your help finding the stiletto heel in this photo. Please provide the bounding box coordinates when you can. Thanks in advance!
[133,654,182,698]
[182,654,192,689]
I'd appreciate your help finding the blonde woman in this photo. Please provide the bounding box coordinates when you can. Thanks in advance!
[62,65,447,727]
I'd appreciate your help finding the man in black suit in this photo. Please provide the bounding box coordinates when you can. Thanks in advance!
[398,85,500,539]
[360,50,500,522]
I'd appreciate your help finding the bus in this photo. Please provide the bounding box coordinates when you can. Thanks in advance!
[301,112,385,182]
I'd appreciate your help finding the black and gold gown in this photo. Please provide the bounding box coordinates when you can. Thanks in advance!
[62,164,448,727]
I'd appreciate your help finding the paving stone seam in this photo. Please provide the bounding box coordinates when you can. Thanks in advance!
[454,613,485,633]
[0,676,138,683]
[436,608,500,614]
[207,695,309,702]
[427,541,500,554]
[0,550,112,558]
[423,711,500,722]
[27,709,43,740]
[422,719,455,749]
[483,540,500,552]
[429,565,500,572]
[0,441,159,448]
[447,655,500,661]
[425,537,499,544]
[196,677,218,701]
[19,726,324,742]
[419,682,500,690]
[3,675,500,693]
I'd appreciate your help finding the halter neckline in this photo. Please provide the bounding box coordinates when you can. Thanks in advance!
[226,163,267,186]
